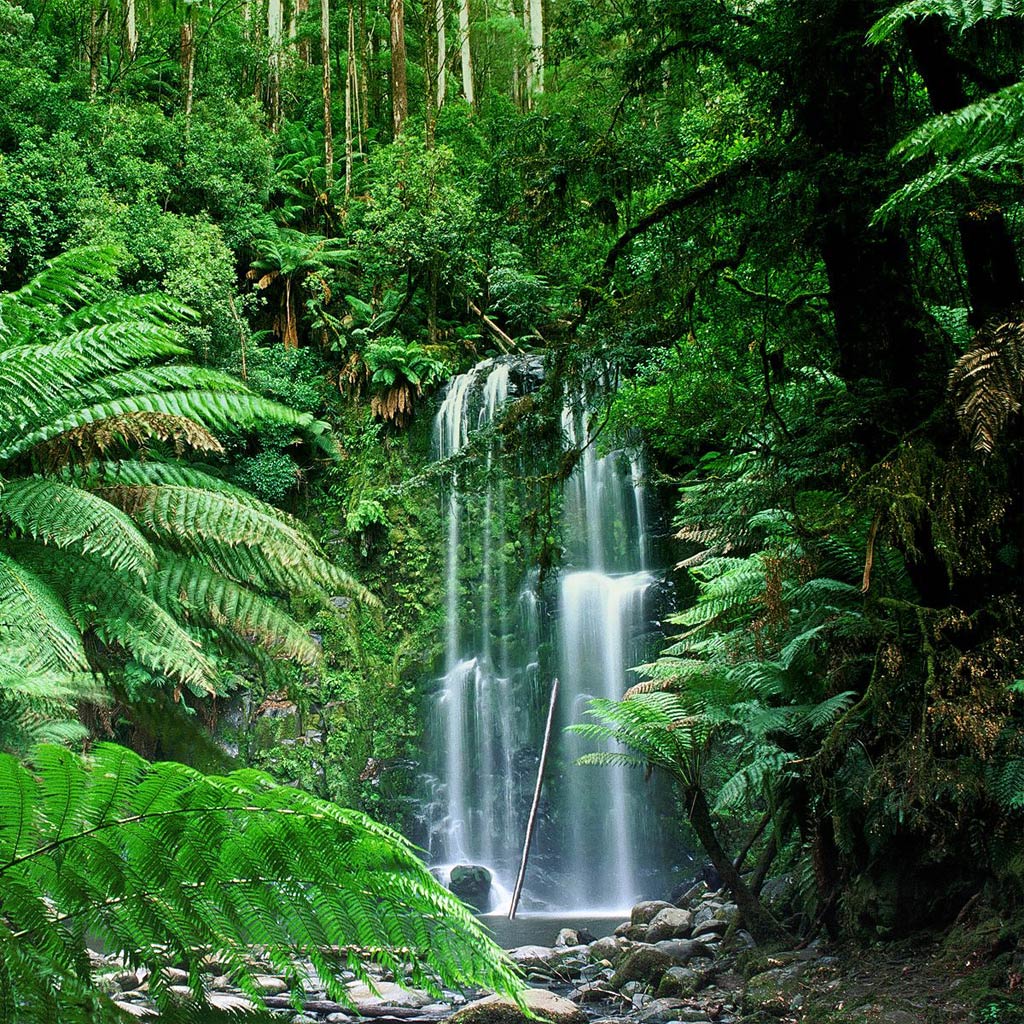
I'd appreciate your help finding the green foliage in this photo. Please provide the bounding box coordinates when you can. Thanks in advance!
[868,0,1024,43]
[0,249,369,739]
[0,741,523,1023]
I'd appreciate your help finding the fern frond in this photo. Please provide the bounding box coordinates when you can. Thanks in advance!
[0,744,524,1022]
[0,391,325,462]
[151,555,322,666]
[0,477,155,577]
[0,552,88,672]
[948,320,1024,452]
[868,0,1024,44]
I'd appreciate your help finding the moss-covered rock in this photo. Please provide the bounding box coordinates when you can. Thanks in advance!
[609,946,675,989]
[450,990,585,1024]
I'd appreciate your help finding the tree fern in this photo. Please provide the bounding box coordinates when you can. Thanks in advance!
[0,743,523,1024]
[948,319,1024,452]
[868,0,1024,44]
[0,249,371,716]
[0,478,155,578]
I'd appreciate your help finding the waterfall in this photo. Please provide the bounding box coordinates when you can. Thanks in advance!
[422,357,671,912]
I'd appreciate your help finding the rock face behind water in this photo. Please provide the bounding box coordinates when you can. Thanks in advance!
[448,864,493,911]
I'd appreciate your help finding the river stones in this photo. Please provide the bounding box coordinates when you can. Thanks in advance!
[653,938,714,964]
[345,980,434,1009]
[451,989,585,1024]
[655,965,710,999]
[610,946,675,988]
[692,919,729,940]
[646,907,695,943]
[588,936,626,964]
[631,900,674,926]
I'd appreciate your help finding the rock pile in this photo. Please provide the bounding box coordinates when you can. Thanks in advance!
[90,884,835,1023]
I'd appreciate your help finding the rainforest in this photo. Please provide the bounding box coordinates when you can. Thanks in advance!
[0,0,1022,1021]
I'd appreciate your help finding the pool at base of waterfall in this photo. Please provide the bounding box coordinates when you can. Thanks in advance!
[476,912,624,949]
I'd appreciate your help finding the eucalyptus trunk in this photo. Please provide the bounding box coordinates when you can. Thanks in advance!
[390,0,408,135]
[125,0,138,60]
[322,0,334,189]
[180,7,196,117]
[268,0,285,129]
[458,0,473,105]
[435,0,447,105]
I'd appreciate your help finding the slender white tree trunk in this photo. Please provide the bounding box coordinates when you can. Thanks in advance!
[268,0,284,128]
[125,0,138,59]
[435,0,447,105]
[527,0,542,98]
[322,0,334,188]
[458,0,473,105]
[180,7,195,116]
[390,0,408,135]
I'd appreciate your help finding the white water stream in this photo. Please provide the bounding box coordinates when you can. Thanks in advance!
[421,357,669,912]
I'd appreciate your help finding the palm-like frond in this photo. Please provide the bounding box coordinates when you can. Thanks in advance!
[868,0,1024,43]
[0,743,524,1024]
[948,319,1024,453]
[0,552,89,673]
[152,554,322,666]
[0,477,155,578]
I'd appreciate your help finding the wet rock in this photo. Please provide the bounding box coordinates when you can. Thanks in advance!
[638,998,714,1023]
[507,945,557,969]
[555,928,580,947]
[692,919,729,940]
[646,908,695,943]
[655,966,709,999]
[743,964,806,1016]
[254,975,290,996]
[610,946,675,989]
[346,981,433,1009]
[450,989,585,1024]
[653,939,714,965]
[588,936,625,964]
[631,900,674,926]
[207,993,257,1012]
[567,981,613,1004]
[622,924,651,941]
[449,865,493,911]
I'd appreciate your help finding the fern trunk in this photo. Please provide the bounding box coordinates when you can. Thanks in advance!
[684,786,787,944]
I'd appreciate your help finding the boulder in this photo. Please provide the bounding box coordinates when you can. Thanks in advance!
[638,997,712,1023]
[655,966,708,999]
[653,939,714,965]
[609,946,675,989]
[743,964,806,1016]
[449,864,493,911]
[450,989,585,1024]
[631,900,673,926]
[253,975,289,996]
[345,981,433,1009]
[588,936,625,964]
[507,946,557,969]
[646,907,695,943]
[691,919,729,940]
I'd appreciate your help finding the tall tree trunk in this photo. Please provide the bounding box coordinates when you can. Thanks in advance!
[294,0,311,62]
[458,0,473,105]
[268,0,284,129]
[390,0,408,136]
[180,7,196,117]
[435,0,447,105]
[125,0,138,60]
[527,0,542,98]
[345,1,356,198]
[684,786,787,943]
[522,0,532,97]
[88,1,109,98]
[904,17,1024,327]
[322,0,334,189]
[359,0,371,139]
[424,0,437,145]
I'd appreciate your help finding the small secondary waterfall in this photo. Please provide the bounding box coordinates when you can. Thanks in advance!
[421,357,670,912]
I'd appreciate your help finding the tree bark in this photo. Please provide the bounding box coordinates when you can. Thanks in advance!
[322,0,334,190]
[435,0,447,105]
[125,0,138,60]
[684,786,787,943]
[268,0,284,129]
[527,0,542,98]
[180,9,195,117]
[458,0,473,105]
[389,0,408,136]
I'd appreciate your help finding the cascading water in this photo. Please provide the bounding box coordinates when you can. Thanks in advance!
[420,357,672,913]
